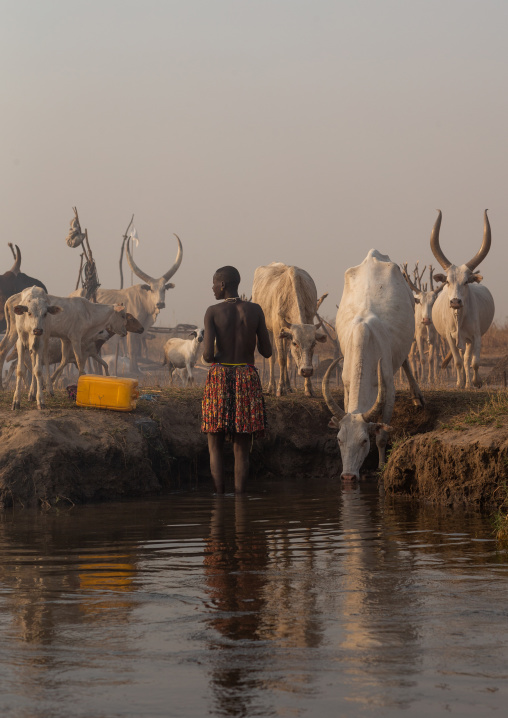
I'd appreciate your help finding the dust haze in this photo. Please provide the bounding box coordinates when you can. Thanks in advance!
[2,0,507,329]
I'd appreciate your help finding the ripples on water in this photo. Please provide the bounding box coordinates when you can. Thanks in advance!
[0,478,507,717]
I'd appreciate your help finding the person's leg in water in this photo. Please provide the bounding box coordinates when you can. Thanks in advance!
[233,433,251,493]
[208,433,225,493]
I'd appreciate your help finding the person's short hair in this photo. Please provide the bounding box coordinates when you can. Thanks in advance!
[214,266,241,289]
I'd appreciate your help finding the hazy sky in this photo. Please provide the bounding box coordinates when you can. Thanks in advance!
[2,0,507,328]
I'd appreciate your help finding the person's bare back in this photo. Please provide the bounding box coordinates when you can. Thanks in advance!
[203,299,271,365]
[202,269,271,365]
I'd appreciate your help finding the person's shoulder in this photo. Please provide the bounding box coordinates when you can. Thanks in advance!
[244,300,263,313]
[205,302,222,314]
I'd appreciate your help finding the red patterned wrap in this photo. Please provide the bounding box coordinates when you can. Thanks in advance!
[201,364,266,436]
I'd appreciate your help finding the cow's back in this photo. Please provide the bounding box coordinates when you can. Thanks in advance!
[337,249,415,370]
[252,262,317,331]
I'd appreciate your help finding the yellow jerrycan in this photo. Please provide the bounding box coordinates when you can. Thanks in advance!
[76,375,139,412]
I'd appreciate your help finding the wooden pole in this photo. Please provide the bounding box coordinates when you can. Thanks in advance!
[75,253,84,291]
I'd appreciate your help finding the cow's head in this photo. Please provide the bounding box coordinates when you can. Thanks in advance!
[323,358,392,481]
[125,312,145,334]
[279,316,327,377]
[189,328,204,343]
[14,287,62,336]
[126,234,183,314]
[402,267,445,325]
[430,210,491,313]
[105,305,134,337]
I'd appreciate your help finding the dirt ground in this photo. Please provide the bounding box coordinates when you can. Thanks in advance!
[1,384,507,509]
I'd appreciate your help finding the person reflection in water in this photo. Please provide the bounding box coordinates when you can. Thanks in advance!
[201,266,272,493]
[204,496,269,710]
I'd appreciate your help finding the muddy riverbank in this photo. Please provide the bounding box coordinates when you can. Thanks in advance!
[0,388,506,508]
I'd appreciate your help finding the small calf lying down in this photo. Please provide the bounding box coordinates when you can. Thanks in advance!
[163,329,204,386]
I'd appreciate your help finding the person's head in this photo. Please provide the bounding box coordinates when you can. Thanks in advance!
[212,266,241,299]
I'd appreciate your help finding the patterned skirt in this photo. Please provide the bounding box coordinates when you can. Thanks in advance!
[201,364,266,436]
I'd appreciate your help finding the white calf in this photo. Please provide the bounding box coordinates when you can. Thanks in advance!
[12,287,62,410]
[163,329,204,386]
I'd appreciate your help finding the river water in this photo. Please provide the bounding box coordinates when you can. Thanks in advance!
[0,477,507,717]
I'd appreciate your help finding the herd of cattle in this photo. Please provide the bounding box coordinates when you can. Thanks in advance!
[0,211,495,479]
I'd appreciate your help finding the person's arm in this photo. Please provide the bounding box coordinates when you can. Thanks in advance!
[256,306,272,358]
[202,306,217,364]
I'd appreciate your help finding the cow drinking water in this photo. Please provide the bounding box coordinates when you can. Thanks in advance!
[322,250,424,481]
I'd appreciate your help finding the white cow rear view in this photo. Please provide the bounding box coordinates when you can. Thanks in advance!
[163,329,204,386]
[323,250,423,481]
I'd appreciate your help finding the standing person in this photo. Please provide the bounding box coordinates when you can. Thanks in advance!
[202,266,272,493]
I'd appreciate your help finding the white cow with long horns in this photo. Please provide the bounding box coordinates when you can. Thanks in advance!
[322,250,424,481]
[252,262,327,397]
[72,234,183,372]
[429,210,495,388]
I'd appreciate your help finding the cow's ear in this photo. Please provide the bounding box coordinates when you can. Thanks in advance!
[47,305,62,314]
[468,273,483,284]
[141,284,151,291]
[370,422,393,435]
[165,282,175,290]
[316,333,327,343]
[14,305,28,315]
[328,416,341,429]
[279,329,292,340]
[433,273,447,284]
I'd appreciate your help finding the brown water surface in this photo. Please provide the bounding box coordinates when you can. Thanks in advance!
[0,477,507,717]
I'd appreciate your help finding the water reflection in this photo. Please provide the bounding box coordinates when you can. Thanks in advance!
[0,482,506,717]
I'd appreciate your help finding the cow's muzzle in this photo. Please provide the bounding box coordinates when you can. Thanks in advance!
[300,367,313,378]
[422,318,432,325]
[341,472,358,482]
[450,298,462,310]
[33,328,43,336]
[156,302,165,309]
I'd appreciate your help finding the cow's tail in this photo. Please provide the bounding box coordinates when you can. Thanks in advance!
[441,350,453,369]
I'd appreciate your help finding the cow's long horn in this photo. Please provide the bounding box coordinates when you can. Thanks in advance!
[465,210,491,270]
[8,243,21,276]
[125,240,154,284]
[162,234,183,281]
[430,210,452,270]
[322,357,345,419]
[361,360,386,423]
